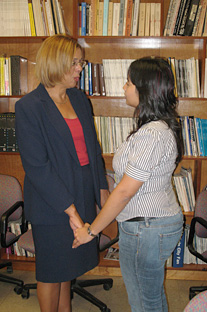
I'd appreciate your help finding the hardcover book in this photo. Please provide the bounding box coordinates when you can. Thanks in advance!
[10,55,28,96]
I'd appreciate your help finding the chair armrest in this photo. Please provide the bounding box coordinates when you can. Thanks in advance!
[0,201,28,248]
[188,216,207,263]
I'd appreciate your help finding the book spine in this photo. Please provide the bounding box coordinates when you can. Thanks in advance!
[98,63,106,96]
[183,0,200,36]
[118,0,126,36]
[125,0,133,36]
[92,63,100,96]
[172,230,185,267]
[81,2,87,36]
[178,0,194,35]
[88,62,93,96]
[103,0,109,36]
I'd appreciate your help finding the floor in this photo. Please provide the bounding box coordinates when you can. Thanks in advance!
[0,270,206,312]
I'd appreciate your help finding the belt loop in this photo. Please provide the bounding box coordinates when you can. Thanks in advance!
[145,217,150,227]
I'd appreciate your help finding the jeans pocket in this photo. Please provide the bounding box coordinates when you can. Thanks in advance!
[159,227,183,261]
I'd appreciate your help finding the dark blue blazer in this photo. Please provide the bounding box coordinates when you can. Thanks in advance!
[15,84,108,225]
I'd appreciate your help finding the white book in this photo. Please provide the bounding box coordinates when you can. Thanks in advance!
[138,3,145,36]
[195,59,201,98]
[131,0,140,36]
[45,0,55,35]
[123,0,128,35]
[168,0,182,36]
[32,0,45,35]
[150,3,155,36]
[112,2,120,36]
[145,3,150,36]
[154,3,161,36]
[164,0,175,36]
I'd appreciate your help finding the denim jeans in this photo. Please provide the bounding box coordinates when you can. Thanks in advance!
[118,211,184,312]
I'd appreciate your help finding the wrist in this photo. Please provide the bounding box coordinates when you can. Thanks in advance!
[65,204,76,216]
[87,225,98,238]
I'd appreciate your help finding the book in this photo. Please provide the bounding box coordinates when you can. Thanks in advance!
[112,2,120,36]
[6,113,18,152]
[103,0,109,36]
[192,3,202,35]
[98,1,104,35]
[178,0,192,35]
[125,0,133,36]
[81,2,87,36]
[118,0,126,36]
[202,5,207,35]
[28,0,36,36]
[180,166,196,209]
[51,0,60,34]
[32,0,45,35]
[194,117,205,156]
[173,0,188,35]
[201,118,207,155]
[104,247,119,261]
[131,0,140,36]
[154,3,161,36]
[183,0,201,36]
[92,63,100,96]
[149,4,155,37]
[0,113,7,152]
[138,3,146,36]
[164,0,176,36]
[168,0,183,36]
[144,3,150,36]
[197,3,207,36]
[172,231,185,267]
[45,0,55,35]
[10,55,28,96]
[98,63,106,96]
[107,1,113,36]
[88,62,93,96]
[189,116,198,156]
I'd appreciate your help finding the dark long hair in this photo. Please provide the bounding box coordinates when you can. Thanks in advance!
[128,57,183,165]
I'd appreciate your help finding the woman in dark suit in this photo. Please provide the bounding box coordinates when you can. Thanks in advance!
[15,34,109,312]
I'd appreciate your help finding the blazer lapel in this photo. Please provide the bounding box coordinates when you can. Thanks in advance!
[37,84,80,165]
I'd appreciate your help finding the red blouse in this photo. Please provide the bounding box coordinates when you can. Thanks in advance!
[65,118,89,166]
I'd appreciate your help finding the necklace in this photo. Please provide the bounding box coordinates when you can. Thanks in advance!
[53,95,68,105]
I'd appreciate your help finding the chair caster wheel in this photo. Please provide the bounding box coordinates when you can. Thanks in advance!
[22,289,30,299]
[14,285,23,295]
[7,266,13,274]
[103,283,112,291]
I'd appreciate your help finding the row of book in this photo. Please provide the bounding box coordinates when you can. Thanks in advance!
[94,116,134,153]
[79,0,161,37]
[180,116,207,157]
[173,166,196,212]
[170,57,200,98]
[6,222,34,257]
[104,225,207,266]
[0,113,18,152]
[0,55,28,96]
[167,225,207,267]
[0,0,66,37]
[164,0,207,37]
[78,57,201,98]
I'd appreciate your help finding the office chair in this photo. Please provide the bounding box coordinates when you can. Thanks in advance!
[187,184,207,300]
[18,174,118,312]
[0,174,27,294]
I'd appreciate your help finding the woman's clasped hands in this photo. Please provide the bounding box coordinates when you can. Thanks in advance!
[72,223,94,248]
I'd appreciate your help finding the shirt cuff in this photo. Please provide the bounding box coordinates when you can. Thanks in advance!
[125,163,151,182]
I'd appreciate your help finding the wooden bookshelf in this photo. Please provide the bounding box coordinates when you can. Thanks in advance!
[0,0,207,280]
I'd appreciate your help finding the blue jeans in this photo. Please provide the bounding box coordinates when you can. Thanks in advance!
[118,211,183,312]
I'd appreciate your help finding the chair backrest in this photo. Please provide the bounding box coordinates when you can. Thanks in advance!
[0,174,23,221]
[194,185,207,238]
[184,290,207,311]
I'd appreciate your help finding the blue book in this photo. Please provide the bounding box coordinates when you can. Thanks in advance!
[88,62,93,96]
[194,117,205,156]
[81,2,87,36]
[103,0,109,36]
[172,231,185,268]
[80,68,85,92]
[201,118,207,156]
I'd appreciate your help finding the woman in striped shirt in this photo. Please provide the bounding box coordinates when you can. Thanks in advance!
[73,57,184,312]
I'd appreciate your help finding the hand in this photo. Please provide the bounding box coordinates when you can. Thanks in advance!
[100,189,110,207]
[65,204,84,232]
[72,223,93,248]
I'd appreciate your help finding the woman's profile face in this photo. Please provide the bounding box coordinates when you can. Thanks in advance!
[62,48,83,88]
[123,78,139,108]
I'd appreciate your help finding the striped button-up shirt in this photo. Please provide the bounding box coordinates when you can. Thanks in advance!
[113,120,181,222]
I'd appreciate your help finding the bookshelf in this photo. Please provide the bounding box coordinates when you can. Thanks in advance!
[0,0,207,280]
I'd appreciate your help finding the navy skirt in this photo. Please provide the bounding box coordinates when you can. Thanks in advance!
[32,165,99,283]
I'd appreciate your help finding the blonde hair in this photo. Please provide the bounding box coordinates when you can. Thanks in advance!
[35,34,83,87]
